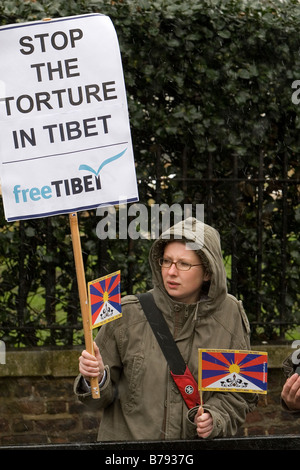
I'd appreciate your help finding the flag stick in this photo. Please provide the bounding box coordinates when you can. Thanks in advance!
[198,349,204,412]
[69,212,100,399]
[199,389,203,412]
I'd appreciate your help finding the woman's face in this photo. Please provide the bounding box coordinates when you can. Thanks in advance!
[160,241,210,304]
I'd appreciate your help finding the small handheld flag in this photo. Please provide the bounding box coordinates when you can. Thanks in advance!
[88,271,122,328]
[198,349,268,395]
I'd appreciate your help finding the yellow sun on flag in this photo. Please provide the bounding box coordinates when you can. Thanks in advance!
[229,363,240,374]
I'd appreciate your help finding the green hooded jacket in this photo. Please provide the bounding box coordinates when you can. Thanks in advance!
[74,218,257,441]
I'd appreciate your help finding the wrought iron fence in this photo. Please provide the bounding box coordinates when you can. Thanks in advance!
[0,155,298,348]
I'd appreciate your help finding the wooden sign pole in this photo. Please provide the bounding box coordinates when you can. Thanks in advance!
[69,212,100,399]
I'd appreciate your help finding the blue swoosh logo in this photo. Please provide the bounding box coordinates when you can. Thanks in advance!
[79,148,127,176]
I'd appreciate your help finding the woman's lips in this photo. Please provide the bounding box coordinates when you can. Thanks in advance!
[167,281,180,289]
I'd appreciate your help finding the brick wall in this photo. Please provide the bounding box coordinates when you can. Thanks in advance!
[0,345,299,446]
[0,348,102,446]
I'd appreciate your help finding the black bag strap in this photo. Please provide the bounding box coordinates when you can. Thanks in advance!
[137,292,186,375]
[137,292,200,409]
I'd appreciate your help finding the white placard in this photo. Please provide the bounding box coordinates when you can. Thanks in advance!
[0,14,138,221]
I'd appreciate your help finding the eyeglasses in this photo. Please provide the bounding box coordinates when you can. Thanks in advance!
[159,258,202,271]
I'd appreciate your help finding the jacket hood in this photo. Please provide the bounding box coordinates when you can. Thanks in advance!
[149,217,228,314]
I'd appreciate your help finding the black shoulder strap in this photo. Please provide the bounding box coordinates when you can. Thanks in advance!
[137,292,186,375]
[137,292,200,409]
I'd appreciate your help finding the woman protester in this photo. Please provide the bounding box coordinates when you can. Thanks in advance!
[74,217,257,441]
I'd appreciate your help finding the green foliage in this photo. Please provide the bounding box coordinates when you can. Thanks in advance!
[0,0,299,346]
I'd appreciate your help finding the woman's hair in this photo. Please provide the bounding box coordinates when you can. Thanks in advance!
[196,249,212,278]
[197,250,211,296]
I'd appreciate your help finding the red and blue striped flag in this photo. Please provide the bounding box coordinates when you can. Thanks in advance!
[88,271,121,328]
[198,349,268,394]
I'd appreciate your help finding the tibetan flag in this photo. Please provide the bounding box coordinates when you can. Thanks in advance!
[88,271,121,328]
[198,349,268,394]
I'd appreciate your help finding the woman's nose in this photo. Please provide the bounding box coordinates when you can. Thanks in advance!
[168,262,178,274]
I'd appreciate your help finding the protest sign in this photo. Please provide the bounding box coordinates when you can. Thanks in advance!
[0,14,138,221]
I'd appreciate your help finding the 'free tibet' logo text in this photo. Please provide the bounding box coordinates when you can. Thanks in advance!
[11,148,126,204]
